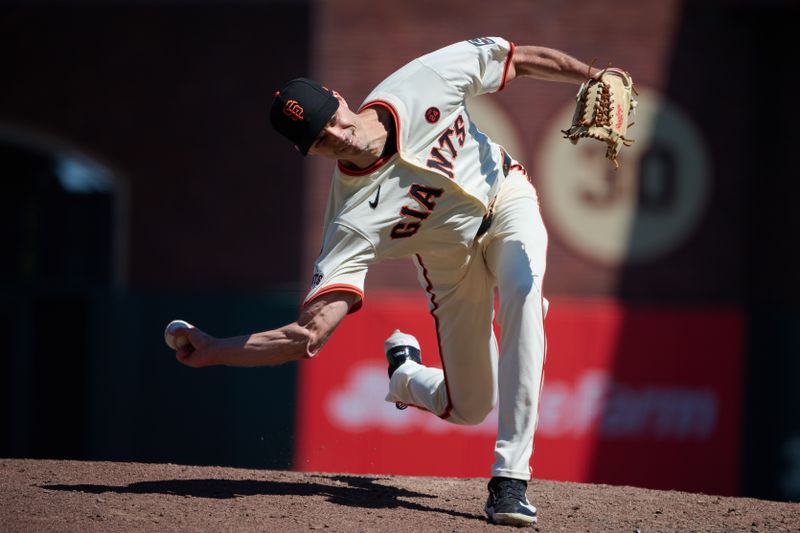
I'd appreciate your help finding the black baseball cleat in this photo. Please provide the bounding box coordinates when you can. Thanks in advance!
[485,477,538,526]
[384,329,422,378]
[384,329,422,410]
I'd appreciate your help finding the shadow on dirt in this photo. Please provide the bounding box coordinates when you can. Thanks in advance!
[43,474,485,522]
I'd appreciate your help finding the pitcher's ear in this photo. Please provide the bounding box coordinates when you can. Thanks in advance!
[332,91,348,109]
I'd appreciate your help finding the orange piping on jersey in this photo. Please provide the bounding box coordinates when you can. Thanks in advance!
[303,284,364,314]
[498,41,516,92]
[509,163,528,182]
[415,254,454,420]
[338,153,394,177]
[337,100,401,177]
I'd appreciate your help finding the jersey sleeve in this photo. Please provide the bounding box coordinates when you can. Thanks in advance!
[303,222,374,313]
[416,37,515,99]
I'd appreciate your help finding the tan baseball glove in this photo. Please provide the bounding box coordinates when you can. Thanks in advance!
[561,67,637,169]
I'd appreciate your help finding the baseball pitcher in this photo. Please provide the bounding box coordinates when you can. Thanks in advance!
[168,37,634,526]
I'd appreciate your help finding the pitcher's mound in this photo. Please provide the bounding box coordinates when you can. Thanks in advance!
[2,459,798,532]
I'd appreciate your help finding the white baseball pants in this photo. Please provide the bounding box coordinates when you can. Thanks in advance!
[386,169,549,480]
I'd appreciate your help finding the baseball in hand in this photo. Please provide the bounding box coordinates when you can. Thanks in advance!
[164,319,194,350]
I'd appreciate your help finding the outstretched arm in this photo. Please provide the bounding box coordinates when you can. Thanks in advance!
[173,291,356,368]
[506,45,601,85]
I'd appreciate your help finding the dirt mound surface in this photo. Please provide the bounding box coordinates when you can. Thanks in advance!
[2,459,799,532]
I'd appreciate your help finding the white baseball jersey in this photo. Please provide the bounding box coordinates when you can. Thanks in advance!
[304,37,549,482]
[304,37,516,310]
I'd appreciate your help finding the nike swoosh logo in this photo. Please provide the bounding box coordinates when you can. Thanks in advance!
[368,185,381,209]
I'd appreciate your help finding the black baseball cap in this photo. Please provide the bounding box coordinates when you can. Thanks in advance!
[269,78,339,155]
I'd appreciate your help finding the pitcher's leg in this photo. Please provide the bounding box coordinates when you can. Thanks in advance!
[386,253,498,425]
[485,176,548,480]
[387,361,451,414]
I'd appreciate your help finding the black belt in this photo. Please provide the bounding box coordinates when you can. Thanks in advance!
[476,150,512,238]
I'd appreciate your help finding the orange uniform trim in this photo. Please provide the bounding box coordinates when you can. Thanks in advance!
[337,100,401,177]
[415,254,453,420]
[498,41,516,92]
[303,284,364,314]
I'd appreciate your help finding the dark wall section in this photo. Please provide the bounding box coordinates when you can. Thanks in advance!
[745,310,800,502]
[3,289,300,469]
[741,5,800,306]
[736,4,800,502]
[85,292,300,469]
[616,3,754,304]
[613,1,800,501]
[1,3,311,469]
[1,4,308,290]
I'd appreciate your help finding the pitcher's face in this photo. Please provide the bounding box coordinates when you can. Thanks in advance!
[306,94,366,160]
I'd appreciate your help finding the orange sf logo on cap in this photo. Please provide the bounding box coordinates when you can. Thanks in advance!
[283,100,304,122]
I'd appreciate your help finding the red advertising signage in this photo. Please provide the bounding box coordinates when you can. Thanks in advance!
[294,291,743,495]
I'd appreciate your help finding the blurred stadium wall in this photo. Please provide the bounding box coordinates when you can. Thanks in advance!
[0,2,311,470]
[1,0,798,501]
